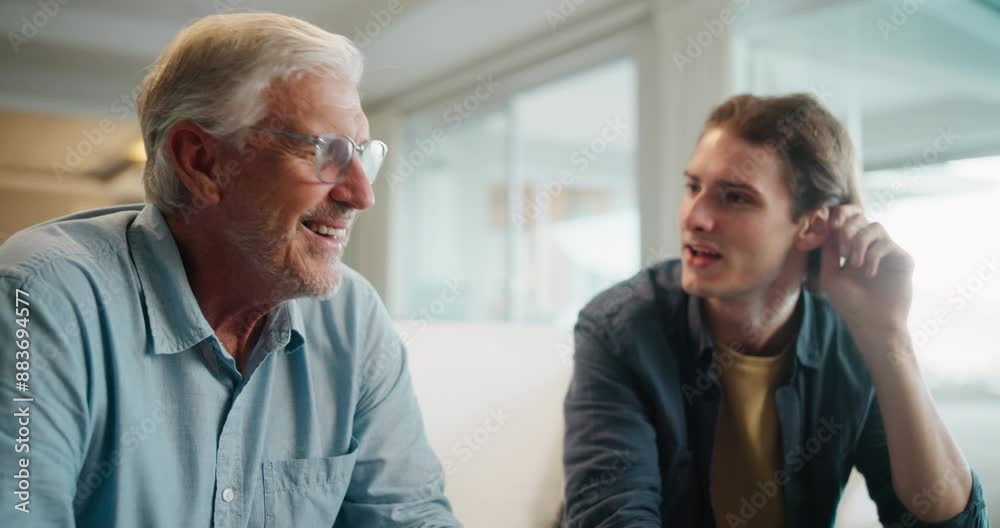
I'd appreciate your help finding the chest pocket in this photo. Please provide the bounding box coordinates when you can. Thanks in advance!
[262,437,359,527]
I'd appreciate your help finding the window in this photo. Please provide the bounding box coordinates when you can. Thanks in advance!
[735,6,1000,520]
[865,156,1000,395]
[735,1,1000,395]
[393,56,638,325]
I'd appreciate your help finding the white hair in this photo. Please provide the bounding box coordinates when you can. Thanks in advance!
[137,12,364,215]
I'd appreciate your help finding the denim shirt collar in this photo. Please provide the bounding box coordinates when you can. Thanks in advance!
[127,204,306,355]
[686,286,824,369]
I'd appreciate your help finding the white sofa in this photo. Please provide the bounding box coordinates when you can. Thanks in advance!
[400,321,571,527]
[399,321,885,527]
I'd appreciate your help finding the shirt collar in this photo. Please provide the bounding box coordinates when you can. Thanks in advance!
[127,205,216,355]
[686,286,823,369]
[240,301,306,377]
[279,299,307,354]
[127,205,310,356]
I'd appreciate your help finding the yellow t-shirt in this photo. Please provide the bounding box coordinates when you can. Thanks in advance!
[710,342,792,528]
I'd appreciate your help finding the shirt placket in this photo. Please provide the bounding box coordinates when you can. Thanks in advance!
[214,379,248,527]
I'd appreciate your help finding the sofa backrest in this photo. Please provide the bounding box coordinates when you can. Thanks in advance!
[400,321,573,527]
[399,321,885,527]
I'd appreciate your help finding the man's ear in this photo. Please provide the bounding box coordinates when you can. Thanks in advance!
[795,206,831,252]
[165,120,225,206]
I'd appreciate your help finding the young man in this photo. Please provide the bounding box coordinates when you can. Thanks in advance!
[562,94,987,527]
[0,13,459,527]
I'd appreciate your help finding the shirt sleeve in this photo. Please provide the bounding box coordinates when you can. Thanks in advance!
[562,310,663,527]
[333,288,461,528]
[0,274,89,527]
[853,395,989,528]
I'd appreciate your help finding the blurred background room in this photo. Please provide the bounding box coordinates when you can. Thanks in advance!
[1,0,998,525]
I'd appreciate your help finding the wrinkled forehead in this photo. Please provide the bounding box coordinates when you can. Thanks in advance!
[261,73,367,135]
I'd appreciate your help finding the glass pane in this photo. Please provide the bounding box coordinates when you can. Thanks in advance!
[510,58,639,326]
[395,109,509,320]
[733,5,1000,522]
[394,56,639,325]
[736,1,1000,394]
[865,156,1000,394]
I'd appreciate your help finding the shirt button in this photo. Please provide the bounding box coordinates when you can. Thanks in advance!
[222,488,235,502]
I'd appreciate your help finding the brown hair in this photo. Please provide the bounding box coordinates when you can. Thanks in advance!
[703,93,863,286]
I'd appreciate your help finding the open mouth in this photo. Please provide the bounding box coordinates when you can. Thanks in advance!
[299,220,349,255]
[684,243,722,268]
[300,220,347,239]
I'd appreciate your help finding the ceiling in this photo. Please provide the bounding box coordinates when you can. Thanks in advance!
[0,0,620,197]
[0,0,620,114]
[740,0,1000,170]
[0,0,998,199]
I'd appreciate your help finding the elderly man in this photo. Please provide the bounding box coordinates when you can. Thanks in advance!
[0,13,459,527]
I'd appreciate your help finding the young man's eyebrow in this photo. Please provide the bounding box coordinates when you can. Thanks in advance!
[684,172,760,194]
[717,179,761,195]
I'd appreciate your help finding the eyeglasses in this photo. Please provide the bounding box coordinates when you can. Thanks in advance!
[247,127,388,184]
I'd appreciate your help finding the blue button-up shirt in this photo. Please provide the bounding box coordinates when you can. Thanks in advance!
[0,204,459,527]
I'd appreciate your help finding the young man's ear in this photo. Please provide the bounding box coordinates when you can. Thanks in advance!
[795,206,831,252]
[165,120,225,206]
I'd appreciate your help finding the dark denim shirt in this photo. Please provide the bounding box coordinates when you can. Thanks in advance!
[563,259,987,527]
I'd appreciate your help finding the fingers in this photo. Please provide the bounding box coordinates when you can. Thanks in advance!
[823,206,914,286]
[862,238,894,278]
[824,206,914,281]
[838,212,868,262]
[829,204,897,277]
[847,221,887,269]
